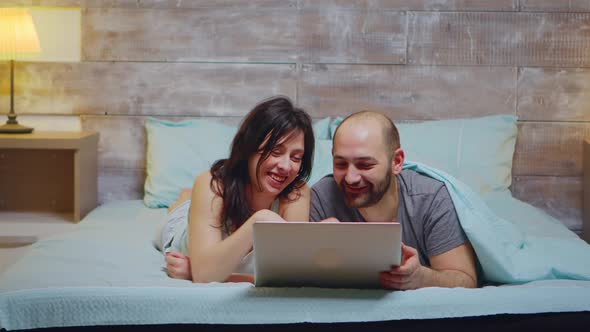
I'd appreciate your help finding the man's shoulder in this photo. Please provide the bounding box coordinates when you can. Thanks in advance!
[399,169,446,197]
[311,174,337,192]
[310,175,345,204]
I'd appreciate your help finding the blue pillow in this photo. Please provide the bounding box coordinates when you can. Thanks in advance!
[398,115,518,195]
[308,139,333,186]
[330,115,518,195]
[312,117,332,140]
[144,118,236,208]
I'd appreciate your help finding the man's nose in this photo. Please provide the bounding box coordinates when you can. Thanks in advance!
[344,166,361,184]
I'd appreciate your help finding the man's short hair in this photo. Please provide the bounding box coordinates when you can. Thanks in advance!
[334,111,400,158]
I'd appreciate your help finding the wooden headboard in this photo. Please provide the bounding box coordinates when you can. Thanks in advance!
[1,1,589,237]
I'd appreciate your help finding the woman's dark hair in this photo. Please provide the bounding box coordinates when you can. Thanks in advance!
[210,96,314,234]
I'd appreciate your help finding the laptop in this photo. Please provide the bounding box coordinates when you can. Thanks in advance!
[253,221,402,289]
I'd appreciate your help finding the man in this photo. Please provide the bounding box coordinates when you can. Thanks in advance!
[311,111,477,290]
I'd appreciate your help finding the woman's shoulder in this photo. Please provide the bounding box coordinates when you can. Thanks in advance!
[278,182,311,220]
[190,171,225,214]
[195,170,213,182]
[281,182,310,203]
[193,171,213,187]
[192,171,222,197]
[299,182,311,197]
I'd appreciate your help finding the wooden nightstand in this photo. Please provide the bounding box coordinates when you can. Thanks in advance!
[0,131,99,224]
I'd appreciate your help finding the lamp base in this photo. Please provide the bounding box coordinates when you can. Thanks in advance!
[0,122,34,134]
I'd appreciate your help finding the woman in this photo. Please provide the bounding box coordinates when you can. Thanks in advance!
[159,96,314,283]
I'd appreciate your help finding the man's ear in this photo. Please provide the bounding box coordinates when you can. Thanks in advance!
[392,148,404,174]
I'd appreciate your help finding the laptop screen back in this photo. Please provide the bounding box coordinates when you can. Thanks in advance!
[253,221,402,289]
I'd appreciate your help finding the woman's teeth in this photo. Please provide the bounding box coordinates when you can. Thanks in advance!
[270,174,286,182]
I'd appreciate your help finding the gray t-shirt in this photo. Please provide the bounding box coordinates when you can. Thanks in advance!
[310,169,467,266]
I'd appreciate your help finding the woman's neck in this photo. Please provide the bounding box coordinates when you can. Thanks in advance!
[245,184,278,212]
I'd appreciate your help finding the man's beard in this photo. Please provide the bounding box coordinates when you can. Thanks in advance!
[341,170,391,209]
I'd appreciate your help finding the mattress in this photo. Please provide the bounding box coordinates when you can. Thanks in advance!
[0,200,589,331]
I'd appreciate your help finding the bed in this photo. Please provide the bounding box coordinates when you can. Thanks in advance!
[1,115,589,331]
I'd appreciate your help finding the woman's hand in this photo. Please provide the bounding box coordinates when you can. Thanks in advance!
[165,251,192,280]
[250,209,284,223]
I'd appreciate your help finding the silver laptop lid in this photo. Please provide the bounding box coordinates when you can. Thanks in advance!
[253,221,402,289]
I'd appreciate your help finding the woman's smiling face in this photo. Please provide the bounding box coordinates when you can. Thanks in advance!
[248,129,305,195]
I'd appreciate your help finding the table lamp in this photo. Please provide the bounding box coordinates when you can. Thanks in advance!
[0,8,41,134]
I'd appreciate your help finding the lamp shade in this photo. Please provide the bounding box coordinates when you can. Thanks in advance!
[0,8,41,60]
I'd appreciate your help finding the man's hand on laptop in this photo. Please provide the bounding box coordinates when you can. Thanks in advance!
[379,243,425,290]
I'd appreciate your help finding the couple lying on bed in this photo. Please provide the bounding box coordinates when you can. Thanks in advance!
[156,95,478,290]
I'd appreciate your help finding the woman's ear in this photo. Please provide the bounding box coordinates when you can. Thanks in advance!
[392,148,405,174]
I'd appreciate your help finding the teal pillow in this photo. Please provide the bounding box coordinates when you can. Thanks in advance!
[329,117,341,139]
[144,118,237,208]
[330,115,518,195]
[312,117,332,140]
[308,139,333,186]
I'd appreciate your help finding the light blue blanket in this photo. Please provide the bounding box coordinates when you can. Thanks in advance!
[1,281,589,330]
[1,179,590,330]
[403,161,590,283]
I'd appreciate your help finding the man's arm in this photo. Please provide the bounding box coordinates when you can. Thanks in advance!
[379,182,478,290]
[380,242,477,290]
[427,241,477,288]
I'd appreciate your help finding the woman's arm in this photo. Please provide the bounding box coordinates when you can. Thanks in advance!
[187,173,283,283]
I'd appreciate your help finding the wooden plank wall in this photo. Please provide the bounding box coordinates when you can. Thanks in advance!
[1,0,589,234]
